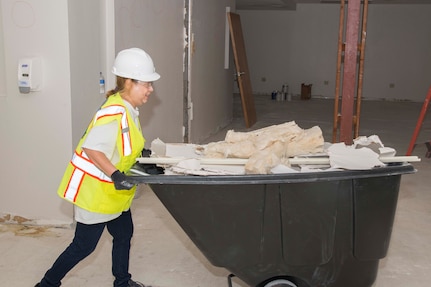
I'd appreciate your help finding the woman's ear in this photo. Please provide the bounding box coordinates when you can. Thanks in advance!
[123,78,134,90]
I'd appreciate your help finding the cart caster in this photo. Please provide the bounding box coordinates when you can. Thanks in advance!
[263,279,297,287]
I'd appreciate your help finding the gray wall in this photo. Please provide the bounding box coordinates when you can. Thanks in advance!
[113,0,235,145]
[239,4,431,102]
[0,0,74,224]
[69,1,107,149]
[114,0,185,145]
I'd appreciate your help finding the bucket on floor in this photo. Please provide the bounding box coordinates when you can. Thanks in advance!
[276,91,284,101]
[271,91,277,100]
[282,84,289,101]
[301,83,312,100]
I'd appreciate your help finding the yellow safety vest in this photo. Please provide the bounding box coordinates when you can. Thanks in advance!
[57,93,145,214]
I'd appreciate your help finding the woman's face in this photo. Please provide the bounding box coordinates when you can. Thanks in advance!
[124,79,154,108]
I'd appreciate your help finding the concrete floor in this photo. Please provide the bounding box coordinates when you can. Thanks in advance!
[1,95,431,287]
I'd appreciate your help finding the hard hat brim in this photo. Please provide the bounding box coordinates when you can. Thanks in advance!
[142,72,161,82]
[112,69,161,82]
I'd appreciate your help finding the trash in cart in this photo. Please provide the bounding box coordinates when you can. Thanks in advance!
[135,121,420,176]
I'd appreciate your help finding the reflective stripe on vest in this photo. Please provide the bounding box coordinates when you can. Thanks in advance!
[63,151,113,202]
[94,105,132,156]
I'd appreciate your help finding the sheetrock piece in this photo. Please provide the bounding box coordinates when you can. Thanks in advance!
[171,158,244,175]
[379,147,397,157]
[328,143,385,170]
[271,164,299,174]
[300,166,327,173]
[176,158,201,170]
[301,166,343,172]
[201,165,245,175]
[354,135,384,148]
[353,135,396,157]
[150,138,166,157]
[165,143,200,158]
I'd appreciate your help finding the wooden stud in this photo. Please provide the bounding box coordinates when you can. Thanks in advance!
[339,0,361,145]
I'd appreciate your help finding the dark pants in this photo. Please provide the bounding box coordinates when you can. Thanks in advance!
[39,210,134,287]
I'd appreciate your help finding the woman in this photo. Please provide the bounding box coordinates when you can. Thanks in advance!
[35,48,160,287]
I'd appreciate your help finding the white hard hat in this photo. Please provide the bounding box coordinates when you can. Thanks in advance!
[112,48,160,82]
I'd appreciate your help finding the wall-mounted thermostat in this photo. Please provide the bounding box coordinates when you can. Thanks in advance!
[18,57,43,94]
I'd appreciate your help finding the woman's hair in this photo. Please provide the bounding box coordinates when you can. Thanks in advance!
[106,76,127,98]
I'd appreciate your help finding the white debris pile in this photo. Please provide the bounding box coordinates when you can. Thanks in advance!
[198,121,324,174]
[136,124,420,176]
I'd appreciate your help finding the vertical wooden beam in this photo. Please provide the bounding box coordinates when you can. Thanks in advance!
[339,0,361,144]
[332,0,345,143]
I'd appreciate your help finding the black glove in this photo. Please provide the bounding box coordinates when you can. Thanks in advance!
[111,170,136,190]
[138,148,165,174]
[133,162,165,175]
[141,148,152,157]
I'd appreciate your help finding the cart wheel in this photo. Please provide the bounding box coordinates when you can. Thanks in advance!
[263,279,297,287]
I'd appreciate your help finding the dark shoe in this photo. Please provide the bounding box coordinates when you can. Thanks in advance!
[34,284,41,287]
[128,279,150,287]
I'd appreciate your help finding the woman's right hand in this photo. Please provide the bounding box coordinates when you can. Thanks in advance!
[110,170,137,190]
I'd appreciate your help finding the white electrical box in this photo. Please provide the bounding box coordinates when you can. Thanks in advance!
[18,57,42,94]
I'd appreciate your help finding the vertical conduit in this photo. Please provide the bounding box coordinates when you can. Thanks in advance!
[183,0,191,143]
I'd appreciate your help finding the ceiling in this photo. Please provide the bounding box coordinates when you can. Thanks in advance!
[236,0,431,10]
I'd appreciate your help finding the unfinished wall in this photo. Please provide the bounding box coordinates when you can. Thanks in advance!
[188,0,235,143]
[239,4,431,102]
